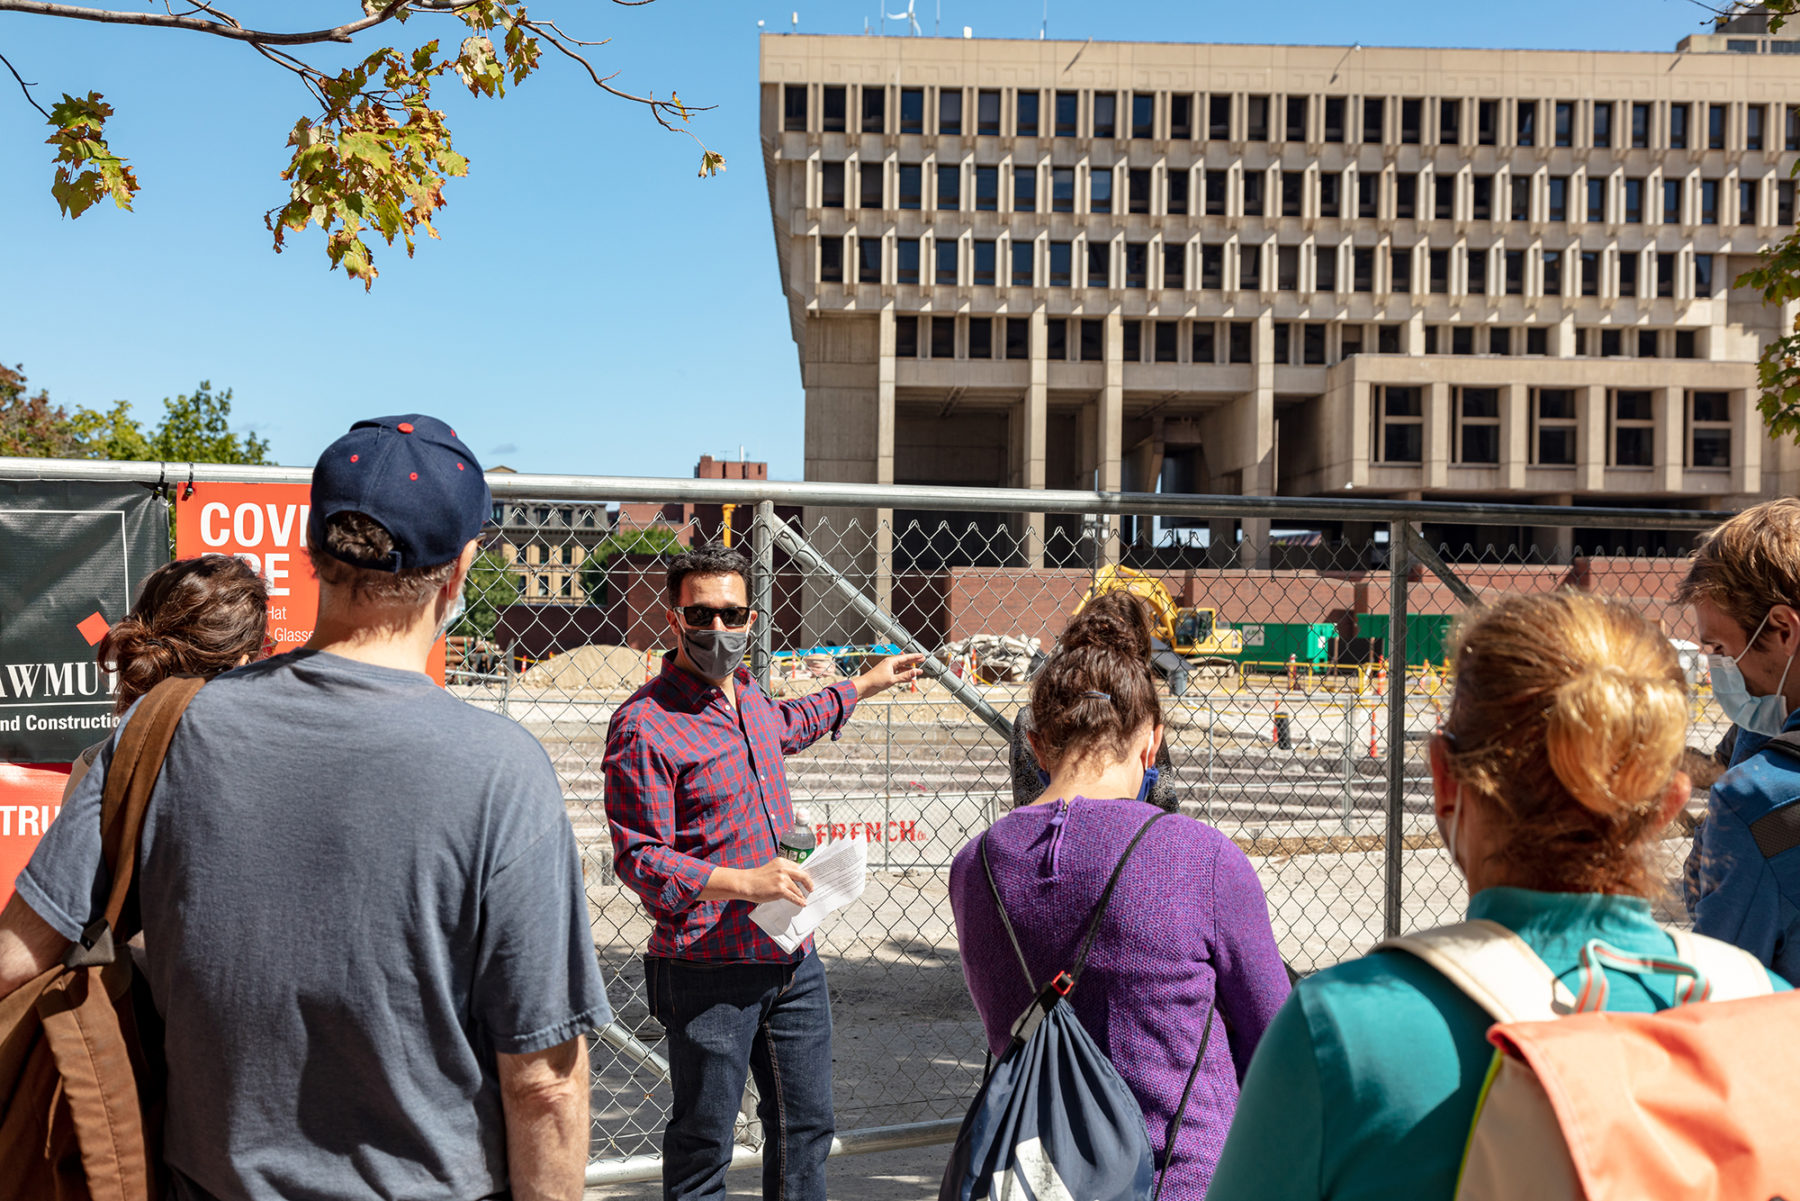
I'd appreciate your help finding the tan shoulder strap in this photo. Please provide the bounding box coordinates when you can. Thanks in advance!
[67,675,205,968]
[1376,919,1576,1024]
[1666,928,1775,1002]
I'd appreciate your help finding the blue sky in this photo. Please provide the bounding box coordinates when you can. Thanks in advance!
[1,0,1720,478]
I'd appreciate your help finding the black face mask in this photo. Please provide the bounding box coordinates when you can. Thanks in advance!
[681,625,749,681]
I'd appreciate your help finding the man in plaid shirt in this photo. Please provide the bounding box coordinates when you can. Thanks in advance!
[604,545,922,1201]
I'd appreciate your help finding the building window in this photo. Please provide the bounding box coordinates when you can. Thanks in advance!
[1740,180,1758,225]
[1209,94,1232,139]
[823,85,846,132]
[1467,249,1489,296]
[966,89,995,136]
[1054,91,1078,137]
[1342,324,1364,357]
[1320,171,1343,218]
[1132,92,1155,139]
[1201,244,1224,289]
[1229,321,1253,363]
[1611,390,1654,466]
[1510,175,1530,221]
[1390,247,1412,293]
[1286,95,1308,141]
[1016,91,1040,138]
[1353,172,1378,220]
[1005,316,1029,360]
[1433,174,1454,220]
[1247,94,1269,140]
[1690,391,1732,466]
[1049,241,1072,286]
[929,316,955,358]
[1155,321,1179,362]
[894,315,919,358]
[1631,102,1650,148]
[1491,327,1512,355]
[1014,166,1037,213]
[1694,253,1714,295]
[1663,178,1681,224]
[1124,242,1148,288]
[1634,329,1657,358]
[1315,245,1338,291]
[1700,179,1719,225]
[1279,244,1301,290]
[1091,169,1113,214]
[1471,174,1493,221]
[968,316,992,359]
[858,237,881,284]
[1243,170,1266,217]
[1708,102,1726,150]
[1167,169,1189,215]
[1534,389,1578,465]
[1164,244,1186,289]
[1087,242,1111,288]
[1303,322,1326,364]
[1205,169,1228,216]
[1592,101,1613,149]
[1128,167,1151,214]
[1171,94,1193,139]
[1676,329,1698,358]
[938,239,961,285]
[1080,318,1104,361]
[934,88,962,136]
[784,84,808,131]
[1457,388,1501,464]
[821,161,844,208]
[1279,170,1303,217]
[1094,92,1117,138]
[1477,99,1498,146]
[1121,322,1143,361]
[1790,104,1800,151]
[1516,99,1537,147]
[1012,241,1034,287]
[1396,172,1418,219]
[1439,98,1461,144]
[1353,247,1374,292]
[820,236,843,283]
[1526,327,1548,355]
[1378,324,1402,353]
[1051,166,1075,213]
[1748,104,1766,151]
[896,238,919,285]
[1548,176,1568,222]
[1619,253,1639,297]
[1239,243,1261,290]
[863,86,886,134]
[1543,248,1563,296]
[1781,180,1796,226]
[1429,248,1449,293]
[1192,322,1216,363]
[900,88,924,134]
[1047,318,1069,360]
[937,165,960,211]
[860,163,884,209]
[1401,98,1422,144]
[1377,386,1424,462]
[1325,96,1346,142]
[1624,178,1643,223]
[898,164,921,209]
[1669,102,1689,149]
[1505,249,1525,295]
[1360,96,1383,143]
[1273,322,1291,364]
[1586,177,1605,223]
[971,239,994,285]
[1554,100,1573,147]
[1579,250,1600,297]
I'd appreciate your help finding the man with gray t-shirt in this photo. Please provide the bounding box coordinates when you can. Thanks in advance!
[0,415,609,1201]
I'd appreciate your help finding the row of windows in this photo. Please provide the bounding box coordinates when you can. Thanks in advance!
[1374,386,1732,468]
[785,84,1800,153]
[820,159,1798,226]
[821,235,1721,298]
[891,314,1703,365]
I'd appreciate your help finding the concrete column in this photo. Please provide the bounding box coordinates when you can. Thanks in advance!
[876,306,897,612]
[1532,494,1576,563]
[1656,384,1683,493]
[1500,383,1528,491]
[1734,387,1761,496]
[1578,383,1606,494]
[1424,380,1451,490]
[1405,311,1427,355]
[1234,315,1277,566]
[1025,308,1048,567]
[1097,311,1124,565]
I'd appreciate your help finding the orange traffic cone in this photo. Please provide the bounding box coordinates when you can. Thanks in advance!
[1368,710,1379,759]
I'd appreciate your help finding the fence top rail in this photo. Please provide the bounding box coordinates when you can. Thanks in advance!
[0,456,1732,531]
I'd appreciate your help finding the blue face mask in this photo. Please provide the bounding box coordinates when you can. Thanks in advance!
[1708,611,1799,738]
[1135,766,1160,805]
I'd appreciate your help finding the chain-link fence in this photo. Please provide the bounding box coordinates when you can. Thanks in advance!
[0,458,1733,1184]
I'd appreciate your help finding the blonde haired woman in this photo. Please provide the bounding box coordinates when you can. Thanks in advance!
[1207,591,1792,1201]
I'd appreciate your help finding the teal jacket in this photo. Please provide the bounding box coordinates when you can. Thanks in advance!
[1206,888,1792,1201]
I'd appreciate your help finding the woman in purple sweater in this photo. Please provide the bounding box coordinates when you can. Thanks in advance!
[948,592,1291,1199]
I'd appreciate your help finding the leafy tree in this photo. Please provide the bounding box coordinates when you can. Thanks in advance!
[0,362,84,457]
[455,548,522,639]
[0,1,722,289]
[144,382,270,465]
[0,358,267,463]
[580,525,685,608]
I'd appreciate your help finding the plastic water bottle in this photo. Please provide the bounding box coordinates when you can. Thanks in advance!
[780,806,817,864]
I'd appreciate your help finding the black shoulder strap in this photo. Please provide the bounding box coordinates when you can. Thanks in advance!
[1152,996,1217,1201]
[1759,730,1800,763]
[982,831,1037,994]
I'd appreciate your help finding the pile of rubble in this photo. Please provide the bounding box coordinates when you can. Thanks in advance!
[939,634,1044,684]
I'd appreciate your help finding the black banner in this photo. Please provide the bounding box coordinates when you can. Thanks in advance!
[0,481,169,762]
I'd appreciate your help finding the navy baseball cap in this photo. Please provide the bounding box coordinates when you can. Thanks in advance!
[308,414,491,572]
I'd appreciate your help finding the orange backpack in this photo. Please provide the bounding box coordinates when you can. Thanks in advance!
[0,676,201,1201]
[1386,918,1800,1201]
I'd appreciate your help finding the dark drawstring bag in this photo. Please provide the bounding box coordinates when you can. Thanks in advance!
[941,811,1215,1201]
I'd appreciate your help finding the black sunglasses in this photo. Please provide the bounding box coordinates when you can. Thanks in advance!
[679,604,752,628]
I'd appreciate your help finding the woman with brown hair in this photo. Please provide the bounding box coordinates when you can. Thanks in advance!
[64,555,269,797]
[1207,590,1793,1201]
[948,590,1290,1199]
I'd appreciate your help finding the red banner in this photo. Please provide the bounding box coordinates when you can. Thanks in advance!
[0,763,73,910]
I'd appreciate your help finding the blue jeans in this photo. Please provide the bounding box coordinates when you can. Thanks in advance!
[645,951,834,1201]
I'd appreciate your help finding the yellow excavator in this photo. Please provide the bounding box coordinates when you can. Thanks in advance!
[1072,566,1244,696]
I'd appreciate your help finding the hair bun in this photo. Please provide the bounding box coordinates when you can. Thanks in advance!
[1061,590,1154,660]
[1543,661,1688,819]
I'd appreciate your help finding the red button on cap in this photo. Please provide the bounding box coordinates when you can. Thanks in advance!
[350,454,359,462]
[409,472,419,481]
[457,462,465,471]
[397,422,415,434]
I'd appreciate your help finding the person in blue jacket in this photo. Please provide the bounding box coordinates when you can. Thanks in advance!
[1678,497,1800,984]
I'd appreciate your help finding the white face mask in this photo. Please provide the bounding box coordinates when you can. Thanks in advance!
[1442,783,1465,878]
[433,587,467,644]
[1707,611,1799,738]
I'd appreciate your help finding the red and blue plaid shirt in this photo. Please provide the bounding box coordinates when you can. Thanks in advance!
[603,656,859,962]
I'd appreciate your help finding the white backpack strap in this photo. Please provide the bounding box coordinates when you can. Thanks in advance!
[1666,928,1775,1002]
[1376,919,1576,1024]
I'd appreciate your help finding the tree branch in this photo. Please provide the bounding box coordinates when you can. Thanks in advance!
[0,0,412,45]
[0,48,50,119]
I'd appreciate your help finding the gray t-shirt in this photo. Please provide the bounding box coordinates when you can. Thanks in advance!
[17,650,610,1201]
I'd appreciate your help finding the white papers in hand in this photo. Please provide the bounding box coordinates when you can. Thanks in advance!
[749,837,868,954]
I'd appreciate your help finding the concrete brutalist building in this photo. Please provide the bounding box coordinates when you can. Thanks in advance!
[759,13,1800,568]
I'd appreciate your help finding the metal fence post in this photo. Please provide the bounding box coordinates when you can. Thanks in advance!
[1384,520,1411,940]
[1341,696,1354,832]
[751,500,775,692]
